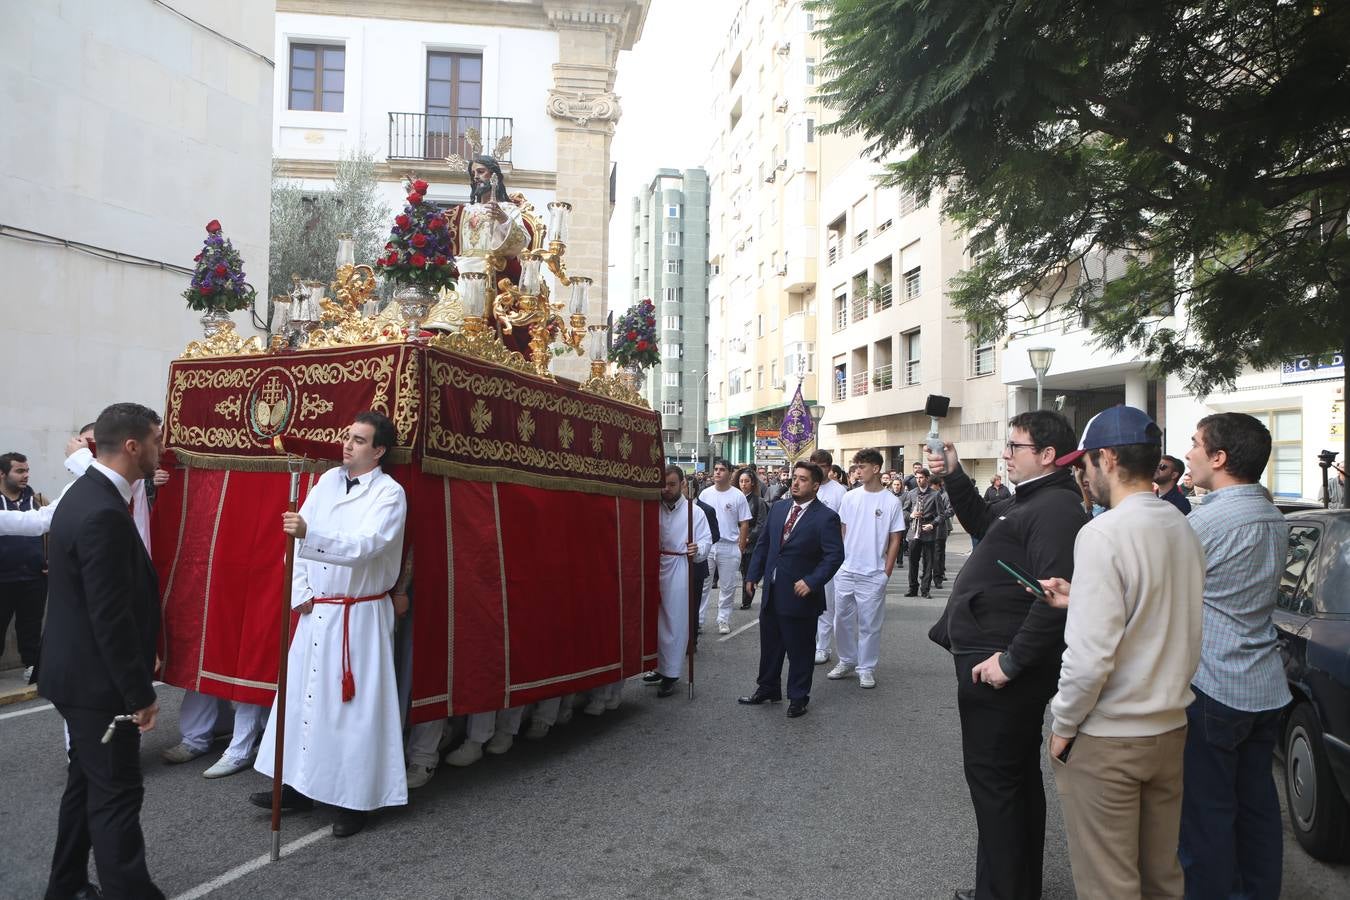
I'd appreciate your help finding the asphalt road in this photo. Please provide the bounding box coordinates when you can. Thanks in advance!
[2,542,1348,899]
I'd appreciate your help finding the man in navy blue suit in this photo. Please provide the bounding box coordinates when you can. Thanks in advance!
[740,461,844,718]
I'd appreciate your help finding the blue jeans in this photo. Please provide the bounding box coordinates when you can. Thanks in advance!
[1179,686,1285,900]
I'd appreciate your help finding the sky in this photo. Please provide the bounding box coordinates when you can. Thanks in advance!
[605,0,722,307]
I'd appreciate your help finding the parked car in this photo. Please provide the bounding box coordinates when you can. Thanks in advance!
[1274,509,1350,861]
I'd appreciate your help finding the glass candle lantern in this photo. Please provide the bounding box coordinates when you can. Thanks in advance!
[459,272,488,319]
[587,325,608,362]
[335,234,355,270]
[568,277,592,317]
[520,252,544,296]
[546,201,573,245]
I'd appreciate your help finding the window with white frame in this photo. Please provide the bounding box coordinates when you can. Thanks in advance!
[663,287,683,303]
[662,342,683,359]
[661,401,680,415]
[904,329,921,385]
[664,260,683,274]
[665,231,681,246]
[785,342,815,378]
[729,371,742,394]
[664,315,682,330]
[663,371,680,387]
[899,188,925,216]
[666,205,681,218]
[970,336,995,377]
[756,366,764,390]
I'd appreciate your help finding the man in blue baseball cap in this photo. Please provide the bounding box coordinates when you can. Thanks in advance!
[1037,406,1207,898]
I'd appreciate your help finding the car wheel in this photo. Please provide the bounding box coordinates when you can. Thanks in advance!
[1284,702,1350,861]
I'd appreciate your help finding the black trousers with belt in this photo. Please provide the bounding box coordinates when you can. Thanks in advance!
[908,540,934,594]
[47,705,164,900]
[954,653,1061,900]
[756,589,816,702]
[0,576,47,667]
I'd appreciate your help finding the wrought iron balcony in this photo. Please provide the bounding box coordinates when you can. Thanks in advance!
[387,113,513,164]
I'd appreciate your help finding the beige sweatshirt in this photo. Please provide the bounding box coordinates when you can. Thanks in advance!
[1050,491,1205,739]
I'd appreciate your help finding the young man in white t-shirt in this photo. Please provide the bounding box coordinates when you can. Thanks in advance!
[810,449,848,664]
[828,449,905,689]
[698,459,751,634]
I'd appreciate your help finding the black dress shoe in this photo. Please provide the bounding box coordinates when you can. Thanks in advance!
[641,671,663,684]
[331,808,367,838]
[904,590,918,597]
[933,580,944,589]
[656,676,679,698]
[737,690,782,705]
[740,601,752,610]
[248,785,313,811]
[922,592,932,599]
[953,890,975,900]
[786,699,809,718]
[71,885,103,900]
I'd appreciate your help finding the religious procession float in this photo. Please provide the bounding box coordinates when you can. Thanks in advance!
[151,143,662,725]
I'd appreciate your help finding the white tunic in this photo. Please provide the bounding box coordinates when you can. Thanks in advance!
[255,465,408,810]
[657,500,712,678]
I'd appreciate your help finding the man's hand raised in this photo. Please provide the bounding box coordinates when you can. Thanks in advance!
[925,441,960,478]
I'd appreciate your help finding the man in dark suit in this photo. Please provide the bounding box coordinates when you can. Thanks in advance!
[739,461,844,718]
[39,402,165,900]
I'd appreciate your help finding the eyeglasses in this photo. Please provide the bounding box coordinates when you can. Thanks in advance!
[1004,441,1039,453]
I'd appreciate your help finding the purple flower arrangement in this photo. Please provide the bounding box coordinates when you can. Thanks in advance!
[609,298,660,370]
[184,219,257,312]
[374,175,457,291]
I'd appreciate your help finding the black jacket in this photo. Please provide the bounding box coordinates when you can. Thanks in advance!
[692,499,720,586]
[39,467,159,713]
[928,466,1087,678]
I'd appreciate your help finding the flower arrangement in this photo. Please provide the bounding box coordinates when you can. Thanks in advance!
[608,298,660,370]
[374,176,457,291]
[184,219,257,312]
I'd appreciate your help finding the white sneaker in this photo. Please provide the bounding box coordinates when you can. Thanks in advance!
[813,649,830,665]
[859,671,877,689]
[202,755,254,779]
[583,698,606,716]
[445,739,484,767]
[22,665,34,683]
[556,703,574,726]
[405,762,436,789]
[604,692,622,711]
[826,662,855,680]
[484,732,514,755]
[523,720,550,741]
[717,621,731,635]
[160,742,209,765]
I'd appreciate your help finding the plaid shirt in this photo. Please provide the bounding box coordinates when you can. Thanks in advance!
[1187,484,1292,712]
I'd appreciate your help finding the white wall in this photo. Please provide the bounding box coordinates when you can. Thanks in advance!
[0,0,274,492]
[273,13,558,172]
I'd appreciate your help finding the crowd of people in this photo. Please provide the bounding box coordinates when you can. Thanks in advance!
[0,401,1313,899]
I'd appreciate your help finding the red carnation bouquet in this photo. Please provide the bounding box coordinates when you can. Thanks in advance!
[374,175,457,291]
[183,219,257,312]
[608,298,660,370]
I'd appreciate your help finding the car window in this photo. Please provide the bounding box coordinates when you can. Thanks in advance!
[1278,525,1321,614]
[1318,517,1350,615]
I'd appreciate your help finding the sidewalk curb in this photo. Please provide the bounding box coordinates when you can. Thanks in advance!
[0,685,39,707]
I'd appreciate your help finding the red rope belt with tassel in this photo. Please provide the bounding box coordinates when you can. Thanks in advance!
[309,593,387,702]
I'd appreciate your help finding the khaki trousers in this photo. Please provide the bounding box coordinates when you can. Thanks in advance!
[1050,726,1188,900]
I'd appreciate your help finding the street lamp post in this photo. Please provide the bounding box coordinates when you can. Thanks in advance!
[694,369,710,473]
[1028,346,1055,411]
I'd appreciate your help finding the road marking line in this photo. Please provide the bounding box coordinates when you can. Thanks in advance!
[0,682,168,723]
[718,620,759,642]
[170,825,330,900]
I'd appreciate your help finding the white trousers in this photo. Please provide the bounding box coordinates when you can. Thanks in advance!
[406,719,445,768]
[658,555,690,678]
[833,569,889,673]
[178,690,233,751]
[467,707,523,744]
[815,577,838,654]
[699,542,742,626]
[221,702,268,764]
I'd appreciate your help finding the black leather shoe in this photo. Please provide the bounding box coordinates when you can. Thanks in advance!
[248,785,313,811]
[953,891,975,900]
[921,592,932,599]
[71,885,103,900]
[740,601,752,610]
[786,699,809,718]
[331,808,367,838]
[933,581,944,589]
[656,677,679,698]
[737,690,781,705]
[904,589,918,597]
[641,671,663,684]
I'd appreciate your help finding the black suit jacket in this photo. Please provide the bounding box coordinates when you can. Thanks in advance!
[746,498,844,618]
[39,467,159,713]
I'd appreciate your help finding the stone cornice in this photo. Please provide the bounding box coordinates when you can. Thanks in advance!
[274,157,558,192]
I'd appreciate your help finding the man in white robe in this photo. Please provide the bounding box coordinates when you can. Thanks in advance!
[251,412,408,838]
[643,465,711,697]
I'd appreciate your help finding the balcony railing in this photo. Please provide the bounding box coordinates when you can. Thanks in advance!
[853,229,869,249]
[833,376,847,402]
[875,282,893,312]
[852,370,869,397]
[388,113,514,164]
[851,294,870,322]
[905,360,922,385]
[872,363,893,391]
[827,244,840,265]
[833,306,847,332]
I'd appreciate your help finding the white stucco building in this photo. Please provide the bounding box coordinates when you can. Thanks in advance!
[0,0,275,492]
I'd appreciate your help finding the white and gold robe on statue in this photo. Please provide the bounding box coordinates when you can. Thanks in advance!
[255,465,408,810]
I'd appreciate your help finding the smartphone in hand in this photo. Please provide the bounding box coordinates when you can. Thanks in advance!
[997,559,1046,598]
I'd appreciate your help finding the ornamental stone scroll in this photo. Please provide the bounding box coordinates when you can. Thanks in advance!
[546,89,621,129]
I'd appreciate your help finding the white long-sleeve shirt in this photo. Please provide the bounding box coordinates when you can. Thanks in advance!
[0,449,151,553]
[1050,491,1205,740]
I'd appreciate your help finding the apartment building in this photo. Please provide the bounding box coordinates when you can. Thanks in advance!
[272,0,650,331]
[705,0,822,468]
[630,169,711,464]
[815,136,1008,485]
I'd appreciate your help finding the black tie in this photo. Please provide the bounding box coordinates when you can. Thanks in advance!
[345,477,360,494]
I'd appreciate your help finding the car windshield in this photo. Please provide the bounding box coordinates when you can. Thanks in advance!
[1319,516,1350,615]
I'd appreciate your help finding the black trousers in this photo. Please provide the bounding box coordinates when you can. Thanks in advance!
[934,535,948,584]
[954,653,1060,900]
[739,549,756,606]
[908,540,934,594]
[48,705,164,900]
[0,576,46,666]
[755,589,815,702]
